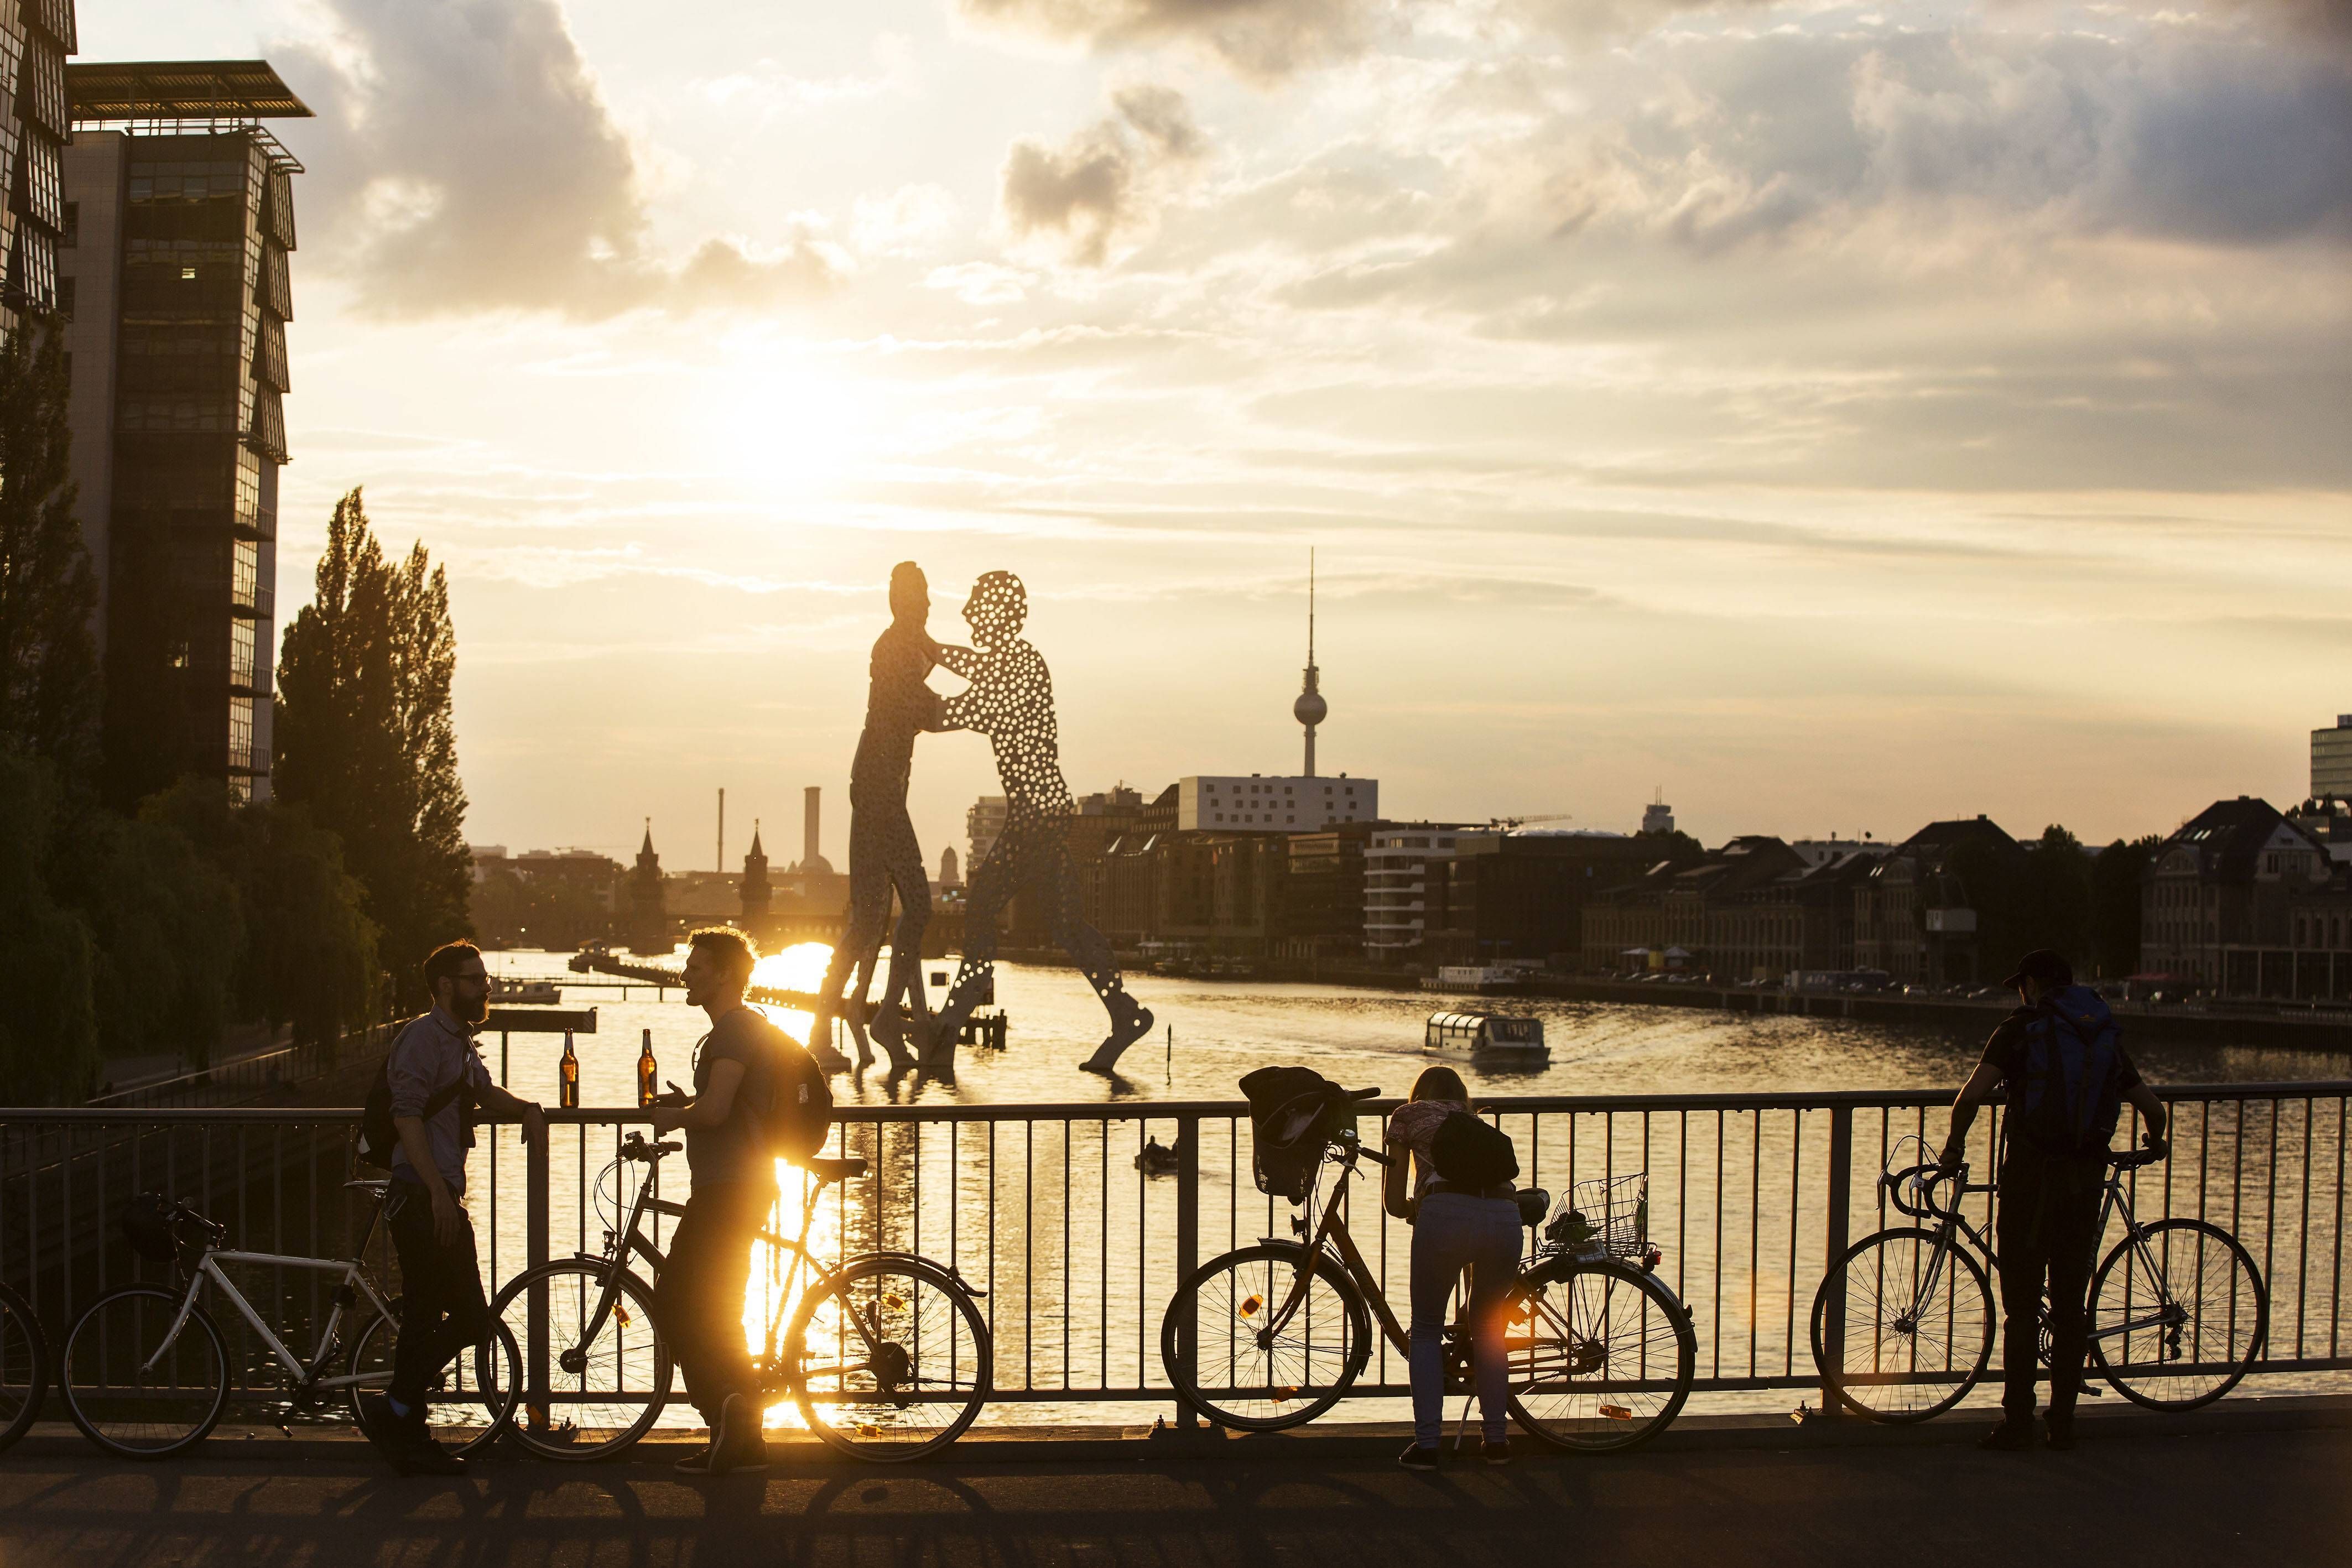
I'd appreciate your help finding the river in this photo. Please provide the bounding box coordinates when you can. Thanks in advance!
[469,947,2348,1434]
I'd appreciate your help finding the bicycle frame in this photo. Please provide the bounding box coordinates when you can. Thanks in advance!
[1899,1163,2181,1354]
[147,1250,395,1394]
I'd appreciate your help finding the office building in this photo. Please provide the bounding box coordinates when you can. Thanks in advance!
[2314,715,2352,804]
[1362,823,1476,961]
[63,60,306,801]
[1422,829,1654,968]
[1,2,74,329]
[1178,774,1376,832]
[966,794,1007,877]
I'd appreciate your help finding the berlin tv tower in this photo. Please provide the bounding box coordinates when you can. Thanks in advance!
[1294,549,1326,777]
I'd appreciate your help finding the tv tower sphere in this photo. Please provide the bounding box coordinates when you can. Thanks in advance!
[1294,686,1326,727]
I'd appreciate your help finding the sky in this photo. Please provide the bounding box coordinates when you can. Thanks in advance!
[86,0,2352,866]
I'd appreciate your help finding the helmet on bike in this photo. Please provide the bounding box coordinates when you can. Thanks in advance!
[122,1191,181,1262]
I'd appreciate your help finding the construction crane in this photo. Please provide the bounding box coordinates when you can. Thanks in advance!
[1489,812,1575,830]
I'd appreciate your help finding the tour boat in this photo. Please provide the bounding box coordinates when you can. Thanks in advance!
[1423,1010,1549,1063]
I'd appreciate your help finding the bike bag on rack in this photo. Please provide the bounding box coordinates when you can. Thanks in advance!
[1240,1067,1376,1202]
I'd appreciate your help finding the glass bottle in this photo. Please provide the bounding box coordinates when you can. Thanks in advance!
[637,1029,658,1108]
[559,1030,580,1109]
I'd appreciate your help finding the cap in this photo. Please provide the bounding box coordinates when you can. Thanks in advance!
[2001,949,2073,989]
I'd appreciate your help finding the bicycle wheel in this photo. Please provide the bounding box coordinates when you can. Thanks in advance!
[488,1261,672,1460]
[346,1308,522,1458]
[60,1286,230,1458]
[1810,1227,1994,1423]
[2089,1219,2267,1411]
[785,1257,992,1462]
[0,1281,50,1456]
[1505,1258,1695,1452]
[1159,1243,1370,1431]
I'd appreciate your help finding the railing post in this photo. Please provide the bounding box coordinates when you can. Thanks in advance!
[526,1116,550,1430]
[1175,1112,1200,1429]
[1819,1104,1853,1419]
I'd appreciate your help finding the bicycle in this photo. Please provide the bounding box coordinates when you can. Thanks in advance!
[1160,1090,1698,1452]
[1810,1137,2268,1422]
[0,1279,49,1456]
[57,1182,522,1460]
[488,1132,992,1462]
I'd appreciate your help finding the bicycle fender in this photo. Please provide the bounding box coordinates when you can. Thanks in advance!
[839,1249,990,1299]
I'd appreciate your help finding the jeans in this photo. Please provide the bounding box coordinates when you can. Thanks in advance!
[1996,1156,2104,1431]
[1409,1192,1522,1446]
[652,1176,780,1428]
[385,1181,491,1410]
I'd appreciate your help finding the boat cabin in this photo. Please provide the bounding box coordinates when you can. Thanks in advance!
[1424,1010,1547,1057]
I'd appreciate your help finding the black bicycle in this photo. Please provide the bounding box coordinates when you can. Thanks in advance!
[1162,1096,1697,1452]
[1811,1138,2267,1421]
[0,1279,48,1456]
[489,1133,992,1462]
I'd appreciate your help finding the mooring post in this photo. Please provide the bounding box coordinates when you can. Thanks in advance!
[1819,1103,1854,1419]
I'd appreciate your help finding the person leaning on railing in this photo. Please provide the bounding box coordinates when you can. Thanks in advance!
[1938,949,2168,1454]
[1383,1065,1521,1470]
[361,940,545,1477]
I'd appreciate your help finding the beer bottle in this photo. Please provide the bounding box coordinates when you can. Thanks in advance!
[559,1030,580,1109]
[636,1029,658,1108]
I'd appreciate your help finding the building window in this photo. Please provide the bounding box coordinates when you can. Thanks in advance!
[230,618,256,689]
[62,200,76,248]
[232,538,259,608]
[57,275,72,318]
[228,697,255,772]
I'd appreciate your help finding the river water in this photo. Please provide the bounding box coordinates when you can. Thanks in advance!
[470,947,2349,1432]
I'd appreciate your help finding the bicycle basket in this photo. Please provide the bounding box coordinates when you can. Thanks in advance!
[1241,1066,1345,1203]
[1543,1174,1648,1259]
[123,1191,180,1261]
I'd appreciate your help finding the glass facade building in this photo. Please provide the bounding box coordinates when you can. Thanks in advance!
[62,61,306,802]
[0,1,75,323]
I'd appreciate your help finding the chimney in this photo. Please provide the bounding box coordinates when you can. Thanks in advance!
[804,786,821,871]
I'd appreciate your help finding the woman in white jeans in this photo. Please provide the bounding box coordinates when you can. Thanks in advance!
[1383,1065,1520,1469]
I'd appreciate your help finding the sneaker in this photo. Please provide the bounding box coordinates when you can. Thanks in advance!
[2044,1419,2076,1452]
[1977,1420,2036,1452]
[1481,1439,1512,1466]
[356,1392,403,1457]
[396,1437,468,1477]
[674,1445,719,1475]
[1397,1442,1441,1471]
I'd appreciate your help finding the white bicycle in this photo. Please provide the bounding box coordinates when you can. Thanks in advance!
[59,1184,521,1460]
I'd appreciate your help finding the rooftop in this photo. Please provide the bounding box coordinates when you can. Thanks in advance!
[69,60,313,124]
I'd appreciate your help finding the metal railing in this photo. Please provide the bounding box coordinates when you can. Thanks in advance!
[4,1082,2346,1424]
[83,1026,392,1111]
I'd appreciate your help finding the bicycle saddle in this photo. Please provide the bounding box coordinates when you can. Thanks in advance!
[804,1155,867,1184]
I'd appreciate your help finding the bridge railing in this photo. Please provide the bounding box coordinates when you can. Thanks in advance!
[3,1082,2345,1423]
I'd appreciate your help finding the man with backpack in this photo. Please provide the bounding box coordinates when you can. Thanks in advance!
[647,927,827,1476]
[359,941,545,1476]
[1939,949,2169,1452]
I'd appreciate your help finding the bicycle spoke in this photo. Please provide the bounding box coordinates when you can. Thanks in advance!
[793,1263,988,1460]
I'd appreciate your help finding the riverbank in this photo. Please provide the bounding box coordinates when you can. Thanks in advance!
[993,948,2352,1054]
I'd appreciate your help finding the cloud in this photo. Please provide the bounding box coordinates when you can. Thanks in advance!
[958,0,1381,82]
[278,0,849,317]
[854,184,964,257]
[998,85,1210,265]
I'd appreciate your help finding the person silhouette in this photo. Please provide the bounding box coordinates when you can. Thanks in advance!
[813,562,944,1071]
[930,571,1152,1074]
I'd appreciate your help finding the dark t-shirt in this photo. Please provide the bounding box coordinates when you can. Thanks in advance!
[1977,1005,2143,1169]
[689,1007,778,1186]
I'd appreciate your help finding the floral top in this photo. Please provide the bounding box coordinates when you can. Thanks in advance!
[1385,1099,1461,1200]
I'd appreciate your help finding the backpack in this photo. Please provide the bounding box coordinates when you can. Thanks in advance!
[355,1035,473,1173]
[1241,1066,1346,1202]
[1431,1111,1520,1191]
[2009,984,2126,1159]
[743,1015,833,1163]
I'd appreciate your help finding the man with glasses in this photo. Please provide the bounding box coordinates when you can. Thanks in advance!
[361,940,545,1475]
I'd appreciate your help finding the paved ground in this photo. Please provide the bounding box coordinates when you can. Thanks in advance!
[3,1402,2346,1568]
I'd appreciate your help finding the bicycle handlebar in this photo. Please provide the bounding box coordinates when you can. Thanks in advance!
[1885,1163,1968,1221]
[619,1133,681,1163]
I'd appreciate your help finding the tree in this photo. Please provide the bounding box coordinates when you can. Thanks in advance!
[149,780,379,1049]
[0,316,100,780]
[2091,836,2163,982]
[0,748,99,1103]
[275,489,471,1007]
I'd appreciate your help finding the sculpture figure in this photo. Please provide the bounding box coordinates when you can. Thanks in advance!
[812,562,943,1071]
[929,570,1153,1075]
